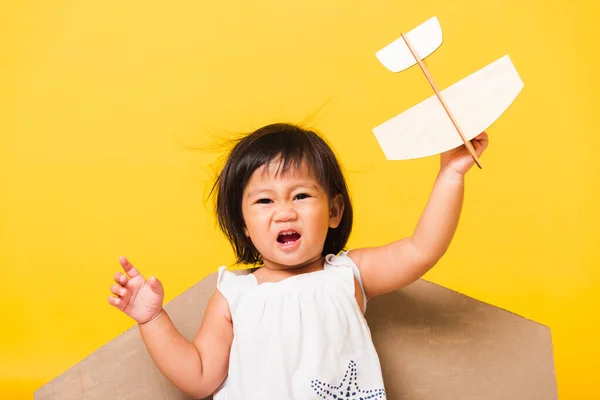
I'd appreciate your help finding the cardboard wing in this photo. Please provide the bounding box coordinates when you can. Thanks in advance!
[35,272,557,400]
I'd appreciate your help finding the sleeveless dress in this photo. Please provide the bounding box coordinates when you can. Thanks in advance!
[213,251,386,399]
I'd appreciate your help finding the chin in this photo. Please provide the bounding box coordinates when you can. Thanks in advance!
[265,253,322,269]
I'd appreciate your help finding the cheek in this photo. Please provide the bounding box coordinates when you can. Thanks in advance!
[241,206,253,237]
[243,210,268,235]
[303,204,331,226]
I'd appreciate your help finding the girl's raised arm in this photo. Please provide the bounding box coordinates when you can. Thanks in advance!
[349,133,488,299]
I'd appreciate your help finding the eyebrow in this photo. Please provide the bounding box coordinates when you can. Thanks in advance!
[246,182,321,198]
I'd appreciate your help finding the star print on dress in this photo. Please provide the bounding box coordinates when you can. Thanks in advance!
[311,360,386,399]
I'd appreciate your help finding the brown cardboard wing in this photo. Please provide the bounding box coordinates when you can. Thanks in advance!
[35,273,557,400]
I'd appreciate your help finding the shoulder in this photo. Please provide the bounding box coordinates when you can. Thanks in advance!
[206,288,232,323]
[326,250,363,277]
[343,247,366,268]
[339,240,428,298]
[326,251,367,311]
[216,266,257,307]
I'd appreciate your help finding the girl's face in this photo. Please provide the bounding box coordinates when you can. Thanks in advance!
[241,160,343,270]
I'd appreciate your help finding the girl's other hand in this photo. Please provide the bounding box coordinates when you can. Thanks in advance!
[440,132,489,176]
[108,256,165,324]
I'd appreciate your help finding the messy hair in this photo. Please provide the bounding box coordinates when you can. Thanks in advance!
[211,123,353,265]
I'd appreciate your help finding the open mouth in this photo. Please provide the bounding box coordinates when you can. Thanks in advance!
[277,230,301,245]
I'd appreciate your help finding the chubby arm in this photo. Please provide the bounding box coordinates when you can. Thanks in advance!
[349,133,488,299]
[139,290,233,399]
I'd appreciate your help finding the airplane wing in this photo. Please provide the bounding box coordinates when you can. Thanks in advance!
[372,55,524,160]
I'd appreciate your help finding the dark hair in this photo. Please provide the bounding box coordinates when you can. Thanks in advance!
[211,123,353,265]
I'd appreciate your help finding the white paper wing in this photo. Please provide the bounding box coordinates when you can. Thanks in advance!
[372,55,524,160]
[376,17,443,72]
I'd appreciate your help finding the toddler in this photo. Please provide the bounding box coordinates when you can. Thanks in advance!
[108,122,488,399]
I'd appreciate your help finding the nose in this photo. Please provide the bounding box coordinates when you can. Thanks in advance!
[273,202,297,222]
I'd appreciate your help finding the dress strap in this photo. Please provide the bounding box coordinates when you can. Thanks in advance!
[217,266,257,308]
[324,251,367,313]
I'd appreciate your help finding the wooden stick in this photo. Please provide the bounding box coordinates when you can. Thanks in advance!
[401,33,482,169]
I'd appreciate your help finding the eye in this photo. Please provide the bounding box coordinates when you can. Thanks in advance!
[294,193,310,200]
[256,198,272,204]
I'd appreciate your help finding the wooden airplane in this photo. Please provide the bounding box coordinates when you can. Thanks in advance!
[373,17,524,168]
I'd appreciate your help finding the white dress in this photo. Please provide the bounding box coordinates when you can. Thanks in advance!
[213,251,386,399]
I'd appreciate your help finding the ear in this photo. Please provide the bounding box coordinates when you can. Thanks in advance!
[328,194,344,229]
[243,225,249,237]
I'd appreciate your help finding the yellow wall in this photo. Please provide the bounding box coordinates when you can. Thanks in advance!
[1,1,598,398]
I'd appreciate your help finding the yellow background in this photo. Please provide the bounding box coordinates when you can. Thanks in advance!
[1,0,598,398]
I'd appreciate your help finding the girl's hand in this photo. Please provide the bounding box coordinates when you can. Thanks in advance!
[108,256,165,324]
[440,132,489,176]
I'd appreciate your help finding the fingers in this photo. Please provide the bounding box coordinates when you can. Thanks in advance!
[474,131,488,141]
[472,131,489,157]
[107,295,122,308]
[109,262,135,310]
[109,257,163,312]
[114,271,128,286]
[108,281,132,310]
[108,290,125,309]
[110,283,126,297]
[119,256,143,279]
[110,282,129,302]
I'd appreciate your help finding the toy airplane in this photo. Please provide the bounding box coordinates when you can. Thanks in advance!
[373,17,524,168]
